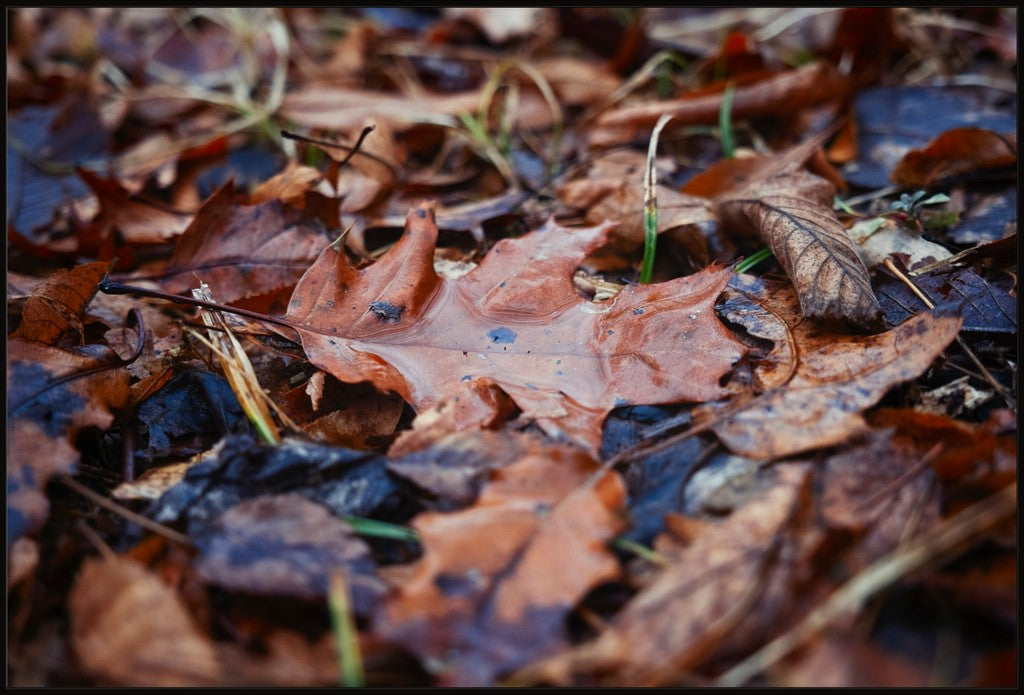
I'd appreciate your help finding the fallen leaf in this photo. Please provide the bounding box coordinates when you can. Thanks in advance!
[387,429,557,510]
[143,181,333,304]
[717,167,883,329]
[280,84,556,133]
[557,149,716,250]
[517,462,812,686]
[70,557,222,686]
[78,169,193,244]
[873,263,1017,333]
[589,61,847,147]
[285,202,746,453]
[891,127,1016,187]
[774,634,929,687]
[850,222,953,270]
[818,429,941,572]
[708,275,962,460]
[11,261,111,345]
[192,493,386,611]
[386,377,518,457]
[375,446,626,685]
[7,339,129,543]
[147,435,403,530]
[246,161,325,207]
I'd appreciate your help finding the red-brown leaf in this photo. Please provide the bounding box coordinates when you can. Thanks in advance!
[891,127,1016,187]
[375,446,626,685]
[285,202,746,453]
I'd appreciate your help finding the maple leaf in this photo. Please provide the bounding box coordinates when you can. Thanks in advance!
[285,202,747,452]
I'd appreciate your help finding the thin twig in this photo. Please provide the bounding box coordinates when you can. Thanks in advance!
[882,258,1015,409]
[56,475,192,546]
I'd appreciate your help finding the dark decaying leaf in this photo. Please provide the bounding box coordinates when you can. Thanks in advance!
[873,265,1017,334]
[11,261,111,345]
[7,339,130,543]
[716,167,883,330]
[192,493,386,610]
[376,446,626,686]
[891,127,1016,187]
[123,369,252,471]
[708,275,962,460]
[286,202,746,453]
[147,435,404,531]
[145,181,334,303]
[70,557,223,686]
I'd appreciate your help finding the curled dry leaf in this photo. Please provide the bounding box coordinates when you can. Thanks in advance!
[285,202,746,453]
[70,557,222,686]
[517,463,811,686]
[717,167,883,330]
[7,339,129,543]
[891,127,1016,187]
[375,446,626,686]
[589,61,847,147]
[148,181,334,304]
[708,275,962,460]
[11,261,111,345]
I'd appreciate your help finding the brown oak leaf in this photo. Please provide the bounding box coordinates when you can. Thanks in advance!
[285,202,746,453]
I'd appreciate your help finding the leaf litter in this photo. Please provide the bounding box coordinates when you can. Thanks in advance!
[6,7,1016,688]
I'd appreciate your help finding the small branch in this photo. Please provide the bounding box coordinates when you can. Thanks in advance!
[98,277,297,330]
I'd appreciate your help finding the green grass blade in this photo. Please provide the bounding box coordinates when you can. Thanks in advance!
[719,82,736,159]
[640,113,676,284]
[735,247,774,274]
[342,516,420,543]
[329,570,365,687]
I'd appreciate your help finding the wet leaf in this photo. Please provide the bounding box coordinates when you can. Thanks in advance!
[717,167,883,329]
[891,127,1016,187]
[375,446,626,685]
[70,557,222,686]
[873,264,1017,333]
[147,181,334,303]
[286,202,746,453]
[841,86,1015,189]
[7,339,129,543]
[11,261,111,345]
[709,275,962,460]
[192,493,386,610]
[518,463,811,686]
